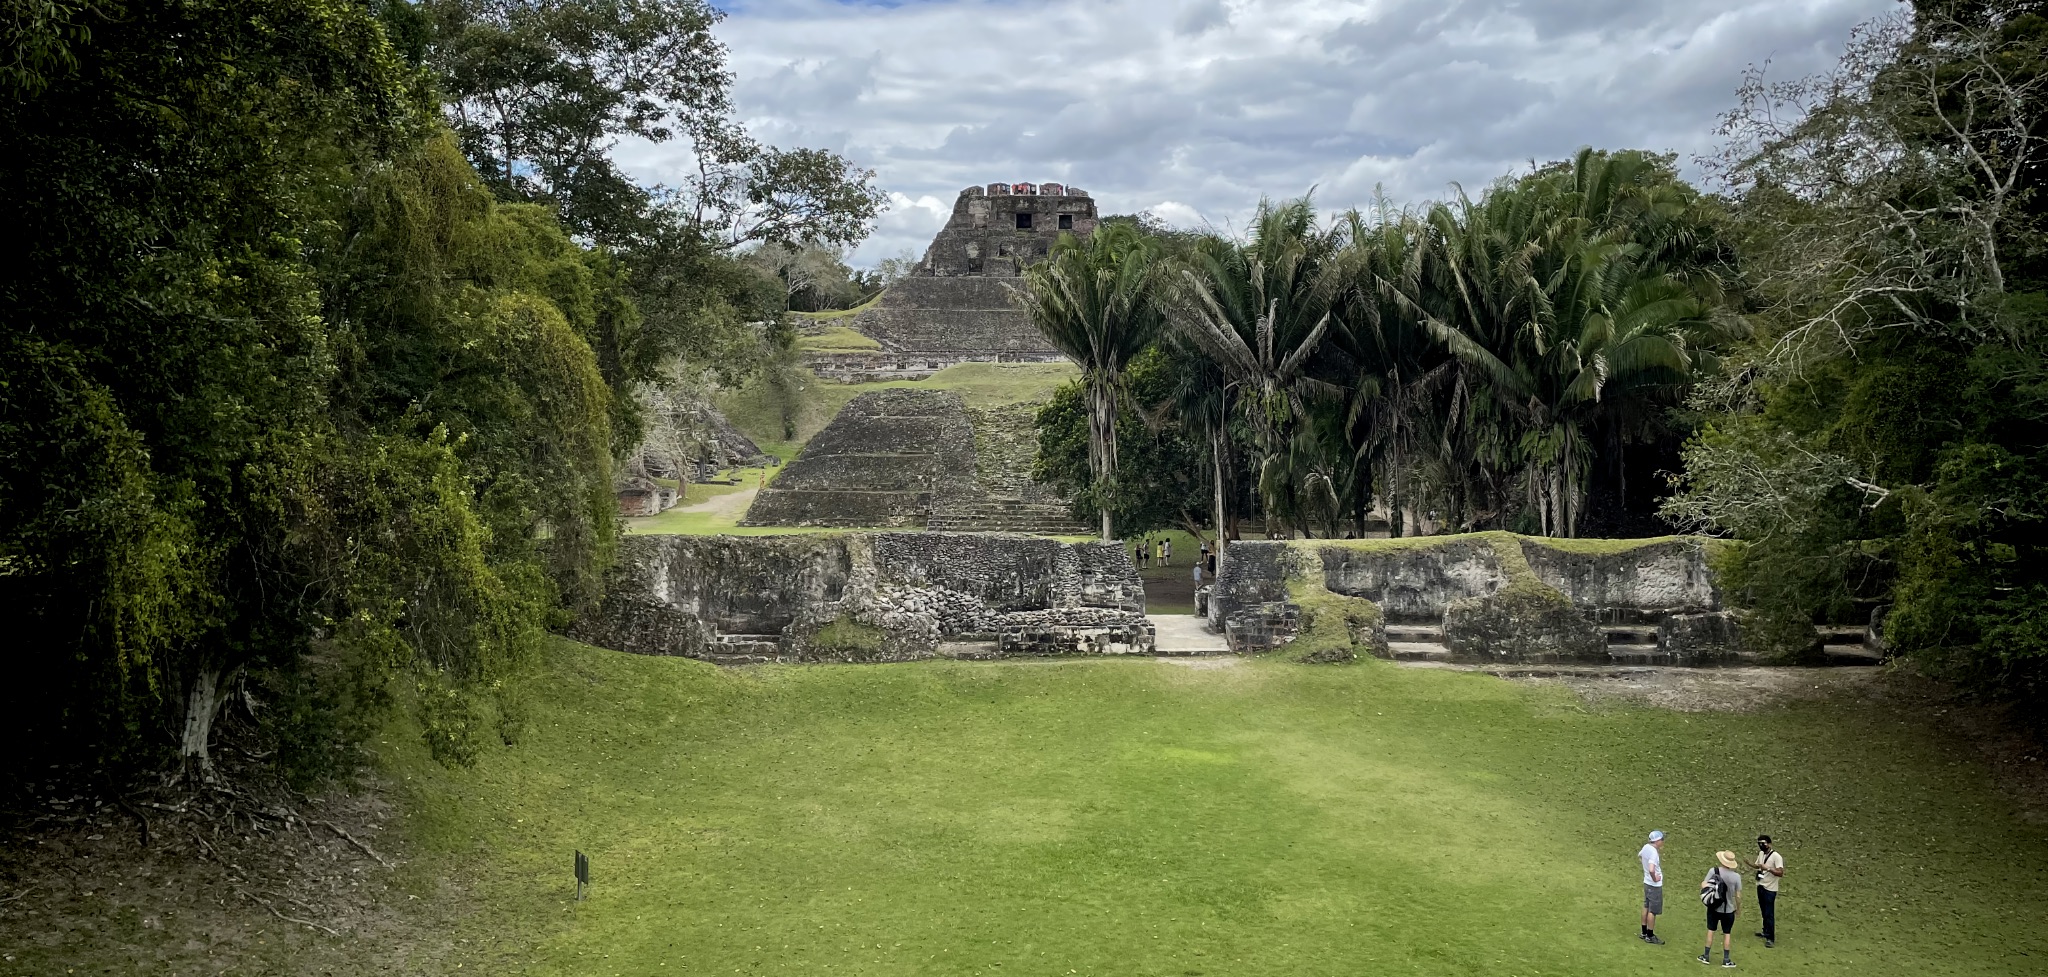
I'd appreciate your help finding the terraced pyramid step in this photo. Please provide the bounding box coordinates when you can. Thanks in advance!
[744,389,976,528]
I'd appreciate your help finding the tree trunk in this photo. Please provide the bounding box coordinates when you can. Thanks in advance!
[1616,437,1627,530]
[1210,425,1228,558]
[1089,379,1118,540]
[180,665,224,783]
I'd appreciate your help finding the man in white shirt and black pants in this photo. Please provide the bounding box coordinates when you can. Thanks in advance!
[1749,834,1784,947]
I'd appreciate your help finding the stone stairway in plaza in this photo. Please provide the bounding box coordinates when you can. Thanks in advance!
[926,406,1091,535]
[1385,617,1453,662]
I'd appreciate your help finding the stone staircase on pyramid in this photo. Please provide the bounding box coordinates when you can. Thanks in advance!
[927,407,1092,536]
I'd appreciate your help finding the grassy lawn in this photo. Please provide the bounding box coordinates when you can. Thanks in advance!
[795,325,884,351]
[791,293,885,322]
[390,641,2048,976]
[681,479,750,506]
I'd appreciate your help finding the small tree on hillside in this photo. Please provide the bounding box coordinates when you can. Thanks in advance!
[1015,224,1164,539]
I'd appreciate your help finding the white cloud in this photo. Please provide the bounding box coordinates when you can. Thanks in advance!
[625,0,1899,266]
[1147,200,1207,228]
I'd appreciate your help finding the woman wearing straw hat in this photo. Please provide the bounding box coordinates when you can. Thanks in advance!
[1699,850,1744,967]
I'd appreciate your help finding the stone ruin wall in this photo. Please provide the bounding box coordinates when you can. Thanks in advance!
[1207,535,1750,665]
[571,531,1151,664]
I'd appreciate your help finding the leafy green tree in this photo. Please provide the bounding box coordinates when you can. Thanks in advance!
[1034,345,1214,538]
[1,0,626,783]
[416,0,884,455]
[420,0,883,250]
[1328,198,1449,536]
[1669,4,2048,702]
[1016,224,1166,538]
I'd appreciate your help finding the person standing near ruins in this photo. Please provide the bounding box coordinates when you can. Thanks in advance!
[1700,850,1743,967]
[1748,835,1783,947]
[1640,830,1666,943]
[1159,537,1170,566]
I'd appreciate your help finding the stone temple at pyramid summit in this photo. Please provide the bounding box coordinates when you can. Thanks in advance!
[802,181,1098,382]
[745,182,1102,535]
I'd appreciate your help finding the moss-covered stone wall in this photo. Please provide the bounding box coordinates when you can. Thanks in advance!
[1208,533,1745,664]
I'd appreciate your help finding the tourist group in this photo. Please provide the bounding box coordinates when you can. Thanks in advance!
[1638,831,1786,968]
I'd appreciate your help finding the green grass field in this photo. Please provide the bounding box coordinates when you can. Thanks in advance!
[791,294,886,322]
[391,641,2048,976]
[794,325,884,351]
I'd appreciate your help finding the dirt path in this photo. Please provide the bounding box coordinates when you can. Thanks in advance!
[1401,661,1884,712]
[685,486,757,520]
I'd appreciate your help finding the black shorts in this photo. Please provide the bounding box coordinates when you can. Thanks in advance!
[1706,908,1735,933]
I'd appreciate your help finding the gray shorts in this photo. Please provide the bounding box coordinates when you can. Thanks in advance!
[1644,883,1664,914]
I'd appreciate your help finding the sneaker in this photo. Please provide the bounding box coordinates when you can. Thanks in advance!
[1722,960,1737,968]
[1698,953,1713,965]
[1647,934,1666,945]
[1754,932,1768,940]
[1764,940,1774,949]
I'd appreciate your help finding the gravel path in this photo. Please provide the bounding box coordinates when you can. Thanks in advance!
[1149,614,1229,655]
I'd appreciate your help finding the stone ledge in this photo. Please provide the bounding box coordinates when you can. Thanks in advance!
[572,532,1148,665]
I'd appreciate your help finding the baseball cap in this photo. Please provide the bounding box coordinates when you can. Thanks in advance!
[1649,830,1665,842]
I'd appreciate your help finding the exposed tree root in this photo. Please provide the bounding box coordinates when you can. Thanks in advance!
[316,819,396,869]
[240,889,342,937]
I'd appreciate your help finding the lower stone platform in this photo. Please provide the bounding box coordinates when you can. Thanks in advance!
[1206,534,1836,665]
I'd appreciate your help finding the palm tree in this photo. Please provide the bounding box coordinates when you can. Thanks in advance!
[1014,223,1163,539]
[1152,329,1237,549]
[1385,151,1738,536]
[1334,197,1457,536]
[1161,199,1349,539]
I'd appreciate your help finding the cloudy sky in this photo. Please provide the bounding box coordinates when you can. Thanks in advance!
[617,0,1901,267]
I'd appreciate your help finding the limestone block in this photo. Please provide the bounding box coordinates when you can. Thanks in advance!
[995,607,1154,656]
[1443,591,1605,663]
[1317,540,1505,618]
[1222,601,1301,653]
[1519,538,1721,616]
[1657,611,1744,663]
[742,389,976,529]
[568,592,709,659]
[1205,542,1294,632]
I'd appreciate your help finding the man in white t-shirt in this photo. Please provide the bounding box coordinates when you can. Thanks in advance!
[1638,830,1666,943]
[1748,834,1785,947]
